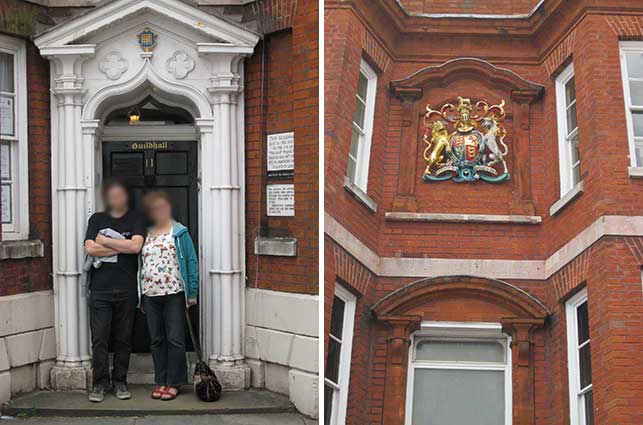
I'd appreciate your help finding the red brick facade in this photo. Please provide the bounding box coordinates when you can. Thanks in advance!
[325,1,643,424]
[0,0,52,296]
[246,0,319,296]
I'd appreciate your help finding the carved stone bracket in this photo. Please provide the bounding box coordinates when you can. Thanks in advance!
[502,317,547,425]
[375,314,422,425]
[389,58,544,213]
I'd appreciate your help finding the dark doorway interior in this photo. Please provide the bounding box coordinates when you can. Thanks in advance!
[102,140,199,352]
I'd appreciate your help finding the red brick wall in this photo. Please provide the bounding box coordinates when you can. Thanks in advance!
[245,0,318,295]
[325,1,643,424]
[325,4,643,262]
[0,37,52,296]
[328,239,643,425]
[398,0,539,15]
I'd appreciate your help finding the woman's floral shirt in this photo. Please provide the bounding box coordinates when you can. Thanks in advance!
[141,232,184,296]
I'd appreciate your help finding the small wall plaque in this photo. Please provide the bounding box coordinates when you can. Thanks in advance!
[267,184,295,217]
[267,131,294,179]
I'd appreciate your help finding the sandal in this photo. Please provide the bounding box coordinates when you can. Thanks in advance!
[151,385,165,399]
[161,386,179,401]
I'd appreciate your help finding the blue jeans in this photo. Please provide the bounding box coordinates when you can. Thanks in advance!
[143,293,188,386]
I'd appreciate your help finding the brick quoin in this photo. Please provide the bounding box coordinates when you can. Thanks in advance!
[325,1,643,424]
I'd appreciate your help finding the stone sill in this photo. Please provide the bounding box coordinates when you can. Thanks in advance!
[254,236,297,257]
[0,240,45,260]
[550,181,584,217]
[385,212,542,225]
[343,177,377,213]
[629,166,643,178]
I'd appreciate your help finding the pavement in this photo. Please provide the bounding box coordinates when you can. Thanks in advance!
[0,414,317,424]
[0,386,318,424]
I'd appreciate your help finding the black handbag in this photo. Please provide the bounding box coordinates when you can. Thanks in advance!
[185,309,222,402]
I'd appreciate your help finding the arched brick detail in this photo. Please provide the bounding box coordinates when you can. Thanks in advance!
[389,57,544,99]
[372,275,550,319]
[371,276,549,425]
[625,237,643,265]
[363,30,391,73]
[544,28,576,76]
[605,15,643,39]
[332,244,373,295]
[551,245,595,301]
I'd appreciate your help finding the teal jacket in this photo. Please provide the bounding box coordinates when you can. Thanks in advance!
[138,221,199,306]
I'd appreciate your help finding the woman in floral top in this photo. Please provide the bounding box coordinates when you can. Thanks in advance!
[140,191,199,401]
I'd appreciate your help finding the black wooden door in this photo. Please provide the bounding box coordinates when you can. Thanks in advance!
[102,140,199,352]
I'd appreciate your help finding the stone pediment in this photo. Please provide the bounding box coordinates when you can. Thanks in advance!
[34,0,259,50]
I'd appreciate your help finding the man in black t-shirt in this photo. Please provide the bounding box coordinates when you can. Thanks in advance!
[84,180,145,403]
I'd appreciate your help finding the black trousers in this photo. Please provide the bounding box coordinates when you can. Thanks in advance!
[89,289,137,387]
[143,293,188,386]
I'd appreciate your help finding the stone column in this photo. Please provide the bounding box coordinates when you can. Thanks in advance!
[44,48,95,390]
[197,47,252,389]
[379,315,422,425]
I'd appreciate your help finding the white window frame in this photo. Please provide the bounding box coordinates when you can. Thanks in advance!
[347,59,377,192]
[325,283,356,425]
[556,62,581,195]
[566,288,593,425]
[620,41,643,169]
[0,34,29,241]
[405,321,513,425]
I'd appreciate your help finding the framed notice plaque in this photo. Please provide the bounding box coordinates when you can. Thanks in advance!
[267,132,294,179]
[267,184,295,217]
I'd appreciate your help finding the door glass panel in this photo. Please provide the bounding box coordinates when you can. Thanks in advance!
[110,152,144,176]
[415,339,505,363]
[411,369,505,425]
[156,151,188,175]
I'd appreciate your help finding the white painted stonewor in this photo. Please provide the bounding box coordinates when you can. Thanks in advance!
[34,0,259,390]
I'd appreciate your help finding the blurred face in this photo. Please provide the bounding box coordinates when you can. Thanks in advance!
[148,197,172,225]
[105,185,129,212]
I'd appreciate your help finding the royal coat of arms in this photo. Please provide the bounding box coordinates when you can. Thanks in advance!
[422,96,509,183]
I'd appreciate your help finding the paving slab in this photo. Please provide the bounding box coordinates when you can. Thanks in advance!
[2,386,294,417]
[0,414,318,425]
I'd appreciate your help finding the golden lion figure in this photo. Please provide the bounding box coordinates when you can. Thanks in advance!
[423,121,451,175]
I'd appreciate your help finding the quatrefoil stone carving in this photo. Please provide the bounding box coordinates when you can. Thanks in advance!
[98,51,129,80]
[166,50,196,79]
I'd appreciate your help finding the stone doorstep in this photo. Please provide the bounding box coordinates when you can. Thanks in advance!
[2,386,294,417]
